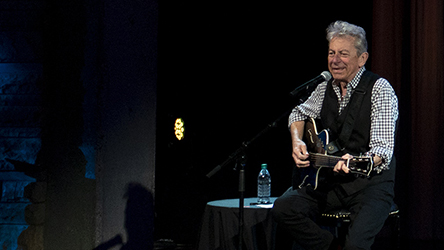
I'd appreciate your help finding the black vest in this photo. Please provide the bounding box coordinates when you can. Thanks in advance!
[320,70,379,156]
[318,70,396,196]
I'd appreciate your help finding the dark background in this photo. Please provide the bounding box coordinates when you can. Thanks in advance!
[1,0,443,249]
[156,0,444,248]
[155,0,375,244]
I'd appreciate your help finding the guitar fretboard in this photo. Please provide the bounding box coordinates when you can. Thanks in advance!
[309,153,350,168]
[308,153,372,176]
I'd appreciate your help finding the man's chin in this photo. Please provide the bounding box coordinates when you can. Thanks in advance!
[331,73,346,81]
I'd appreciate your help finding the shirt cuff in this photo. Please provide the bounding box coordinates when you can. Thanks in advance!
[367,147,393,173]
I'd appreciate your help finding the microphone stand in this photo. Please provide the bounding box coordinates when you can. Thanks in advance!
[206,110,290,250]
[205,79,319,250]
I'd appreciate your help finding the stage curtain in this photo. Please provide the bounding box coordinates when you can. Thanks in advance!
[372,0,444,242]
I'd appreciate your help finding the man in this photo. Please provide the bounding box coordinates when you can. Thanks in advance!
[271,21,398,250]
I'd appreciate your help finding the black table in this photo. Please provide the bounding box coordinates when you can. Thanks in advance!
[197,197,277,250]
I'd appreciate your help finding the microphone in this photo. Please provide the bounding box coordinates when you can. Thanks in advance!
[289,71,332,97]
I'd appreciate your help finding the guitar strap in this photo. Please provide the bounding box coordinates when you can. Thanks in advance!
[326,71,380,154]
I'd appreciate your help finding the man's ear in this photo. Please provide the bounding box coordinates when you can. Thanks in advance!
[359,52,369,67]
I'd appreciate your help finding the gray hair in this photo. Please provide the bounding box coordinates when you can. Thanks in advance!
[326,21,368,56]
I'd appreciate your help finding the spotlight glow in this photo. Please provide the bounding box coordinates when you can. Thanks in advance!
[174,118,185,140]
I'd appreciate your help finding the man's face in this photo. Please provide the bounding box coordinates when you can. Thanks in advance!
[328,36,368,84]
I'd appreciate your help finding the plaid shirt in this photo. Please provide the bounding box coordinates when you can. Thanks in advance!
[289,67,399,172]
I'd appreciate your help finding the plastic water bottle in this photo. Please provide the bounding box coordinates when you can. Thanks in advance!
[257,163,271,204]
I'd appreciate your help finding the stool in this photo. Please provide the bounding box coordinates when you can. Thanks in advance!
[319,204,401,249]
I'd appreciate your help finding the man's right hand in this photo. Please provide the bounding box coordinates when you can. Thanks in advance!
[292,139,310,168]
[290,120,311,168]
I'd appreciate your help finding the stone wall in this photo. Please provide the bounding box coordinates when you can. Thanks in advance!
[0,3,43,170]
[0,0,157,249]
[0,1,44,249]
[0,172,36,250]
[0,3,42,250]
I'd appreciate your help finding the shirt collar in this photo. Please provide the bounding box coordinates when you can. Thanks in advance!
[333,66,366,89]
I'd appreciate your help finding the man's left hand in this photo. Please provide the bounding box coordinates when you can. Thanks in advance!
[333,154,354,174]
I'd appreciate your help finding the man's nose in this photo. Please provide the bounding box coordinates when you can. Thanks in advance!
[331,54,342,64]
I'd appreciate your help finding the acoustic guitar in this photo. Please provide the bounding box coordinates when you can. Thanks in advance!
[298,118,373,190]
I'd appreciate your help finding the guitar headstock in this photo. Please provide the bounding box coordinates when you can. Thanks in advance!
[348,156,373,176]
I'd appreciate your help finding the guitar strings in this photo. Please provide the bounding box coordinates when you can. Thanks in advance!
[309,154,356,167]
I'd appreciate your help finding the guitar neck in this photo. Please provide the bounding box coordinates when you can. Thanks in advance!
[309,153,373,177]
[309,153,346,168]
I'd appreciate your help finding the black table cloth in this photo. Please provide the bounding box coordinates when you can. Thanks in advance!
[197,197,277,250]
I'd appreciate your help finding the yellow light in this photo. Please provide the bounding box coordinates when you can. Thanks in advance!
[174,118,185,140]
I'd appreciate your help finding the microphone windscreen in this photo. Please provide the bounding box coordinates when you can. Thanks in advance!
[321,71,332,81]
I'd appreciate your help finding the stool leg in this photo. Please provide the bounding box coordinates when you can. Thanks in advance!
[395,214,401,250]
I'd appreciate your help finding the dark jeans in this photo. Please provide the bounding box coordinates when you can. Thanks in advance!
[271,181,394,250]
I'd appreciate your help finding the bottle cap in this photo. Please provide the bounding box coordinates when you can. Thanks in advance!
[261,163,267,169]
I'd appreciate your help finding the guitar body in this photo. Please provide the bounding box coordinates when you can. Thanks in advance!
[299,118,330,190]
[297,118,373,190]
[304,118,329,154]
